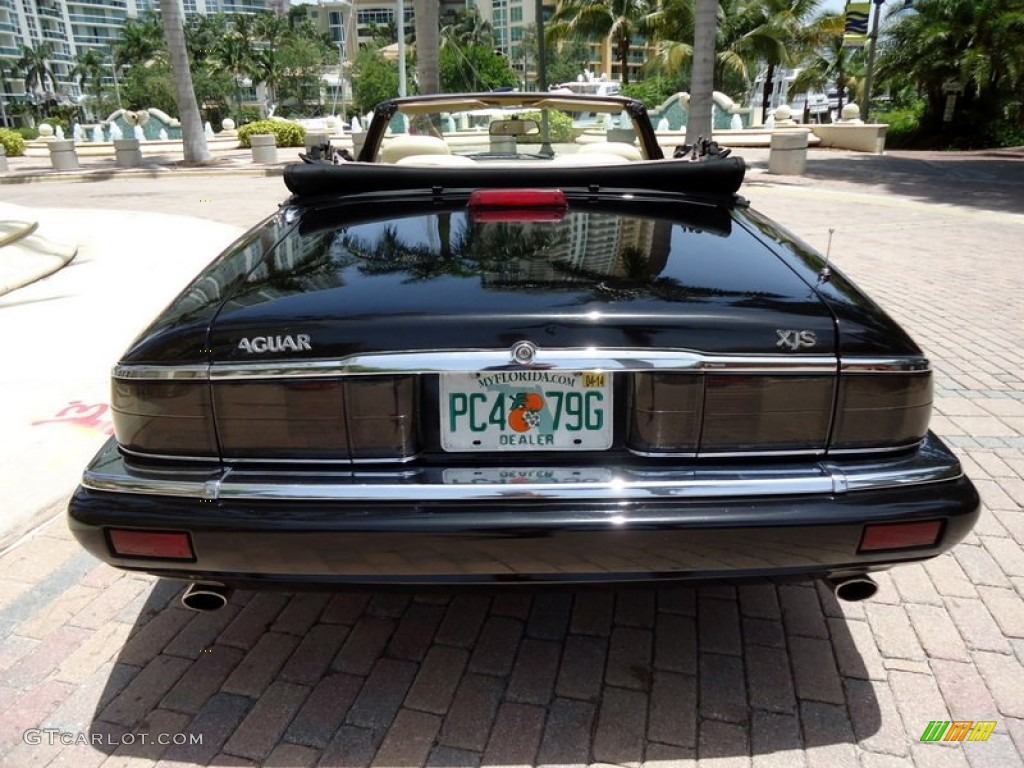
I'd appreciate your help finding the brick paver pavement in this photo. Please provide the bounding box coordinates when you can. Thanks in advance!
[0,150,1022,767]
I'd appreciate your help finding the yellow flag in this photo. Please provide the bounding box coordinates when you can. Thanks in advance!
[844,2,870,47]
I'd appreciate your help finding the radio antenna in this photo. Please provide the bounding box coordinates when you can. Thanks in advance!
[820,228,835,282]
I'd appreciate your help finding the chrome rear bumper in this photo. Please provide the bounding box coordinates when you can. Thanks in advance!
[80,432,964,503]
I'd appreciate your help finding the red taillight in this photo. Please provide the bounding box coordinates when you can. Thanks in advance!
[468,189,568,221]
[108,529,195,560]
[858,520,943,553]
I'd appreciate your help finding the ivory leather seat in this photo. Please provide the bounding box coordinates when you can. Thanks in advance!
[395,154,478,167]
[578,142,644,161]
[380,135,451,164]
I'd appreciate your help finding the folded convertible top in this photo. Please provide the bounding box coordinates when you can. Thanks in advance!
[283,156,747,202]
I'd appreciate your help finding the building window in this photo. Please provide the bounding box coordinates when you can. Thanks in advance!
[357,9,394,26]
[510,6,522,21]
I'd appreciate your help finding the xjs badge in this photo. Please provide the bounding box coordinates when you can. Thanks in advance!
[238,334,311,354]
[776,330,817,351]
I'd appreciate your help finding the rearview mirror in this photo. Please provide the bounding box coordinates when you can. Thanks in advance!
[489,119,540,137]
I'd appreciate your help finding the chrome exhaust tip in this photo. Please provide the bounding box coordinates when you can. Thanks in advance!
[827,575,878,602]
[181,582,232,612]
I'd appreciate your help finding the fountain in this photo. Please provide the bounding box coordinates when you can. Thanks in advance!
[603,113,615,131]
[133,124,146,141]
[657,117,670,132]
[55,126,65,140]
[731,113,743,130]
[159,128,169,141]
[204,121,214,139]
[92,125,104,143]
[72,124,84,142]
[109,122,123,141]
[350,115,361,132]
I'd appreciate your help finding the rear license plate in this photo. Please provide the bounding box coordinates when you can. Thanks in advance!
[440,371,613,451]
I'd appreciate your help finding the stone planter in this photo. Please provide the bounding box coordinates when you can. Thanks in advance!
[810,124,888,154]
[48,139,79,171]
[304,131,329,151]
[606,127,637,145]
[489,135,516,154]
[768,129,810,176]
[113,138,143,168]
[0,145,7,173]
[250,133,277,164]
[350,131,366,159]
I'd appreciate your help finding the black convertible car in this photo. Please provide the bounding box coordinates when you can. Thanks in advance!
[68,93,978,610]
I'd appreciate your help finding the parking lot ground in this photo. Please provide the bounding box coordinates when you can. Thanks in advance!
[0,149,1022,767]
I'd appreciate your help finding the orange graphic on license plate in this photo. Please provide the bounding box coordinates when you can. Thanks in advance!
[509,392,544,433]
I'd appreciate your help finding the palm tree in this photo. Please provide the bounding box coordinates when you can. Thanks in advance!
[114,13,165,70]
[876,0,1024,131]
[252,10,289,111]
[443,7,495,48]
[186,12,228,68]
[0,58,18,128]
[686,0,717,143]
[790,27,863,115]
[71,48,107,101]
[548,0,654,85]
[215,32,255,111]
[414,0,440,93]
[719,0,826,115]
[644,0,695,76]
[17,43,57,97]
[159,0,210,164]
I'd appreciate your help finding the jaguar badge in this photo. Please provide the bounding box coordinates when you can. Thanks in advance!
[238,334,312,354]
[511,340,537,365]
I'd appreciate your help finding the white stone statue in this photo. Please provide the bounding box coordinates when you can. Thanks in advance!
[839,103,864,124]
[773,104,797,127]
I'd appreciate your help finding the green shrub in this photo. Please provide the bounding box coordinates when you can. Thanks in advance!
[237,119,307,148]
[15,126,38,141]
[873,104,922,149]
[43,116,70,133]
[235,106,262,126]
[516,110,575,144]
[0,128,26,157]
[621,78,679,109]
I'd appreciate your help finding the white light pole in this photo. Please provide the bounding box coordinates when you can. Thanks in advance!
[397,0,407,96]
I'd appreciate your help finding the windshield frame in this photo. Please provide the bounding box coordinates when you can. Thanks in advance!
[357,92,662,163]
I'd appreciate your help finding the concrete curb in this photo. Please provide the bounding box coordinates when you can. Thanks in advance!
[0,162,287,185]
[0,203,79,297]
